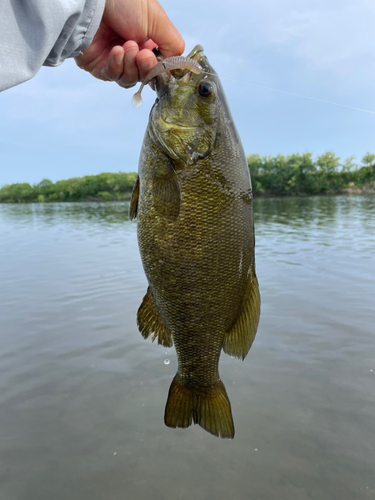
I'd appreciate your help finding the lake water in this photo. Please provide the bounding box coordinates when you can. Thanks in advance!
[0,195,374,500]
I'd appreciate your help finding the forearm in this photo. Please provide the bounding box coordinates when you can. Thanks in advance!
[0,0,105,91]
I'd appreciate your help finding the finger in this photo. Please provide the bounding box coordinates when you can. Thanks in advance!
[146,0,185,57]
[75,23,124,73]
[100,46,125,81]
[117,41,140,88]
[136,49,158,82]
[138,38,158,52]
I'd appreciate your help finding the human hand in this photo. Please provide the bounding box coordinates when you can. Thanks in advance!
[75,0,185,88]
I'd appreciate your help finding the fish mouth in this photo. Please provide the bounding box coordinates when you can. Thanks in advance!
[153,45,205,94]
[159,68,193,88]
[153,66,191,96]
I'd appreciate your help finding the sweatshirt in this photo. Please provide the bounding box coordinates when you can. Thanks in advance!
[0,0,105,91]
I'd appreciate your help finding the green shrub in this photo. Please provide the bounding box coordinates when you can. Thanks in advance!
[248,151,375,196]
[0,172,137,203]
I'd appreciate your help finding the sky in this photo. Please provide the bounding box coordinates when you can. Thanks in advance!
[1,0,375,186]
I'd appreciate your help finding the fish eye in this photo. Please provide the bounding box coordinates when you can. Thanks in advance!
[198,81,214,98]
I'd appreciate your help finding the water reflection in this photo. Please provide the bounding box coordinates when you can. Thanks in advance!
[0,195,374,500]
[0,201,132,228]
[254,194,375,229]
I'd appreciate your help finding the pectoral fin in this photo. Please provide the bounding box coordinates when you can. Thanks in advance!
[137,287,173,347]
[129,175,140,221]
[223,272,260,360]
[152,161,180,219]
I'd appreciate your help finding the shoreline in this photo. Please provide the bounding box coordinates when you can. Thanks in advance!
[1,186,374,204]
[253,182,375,198]
[1,164,374,203]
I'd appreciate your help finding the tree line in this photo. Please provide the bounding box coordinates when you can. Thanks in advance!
[0,172,137,203]
[1,152,374,203]
[248,151,375,196]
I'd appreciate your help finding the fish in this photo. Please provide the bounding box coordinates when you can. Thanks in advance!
[129,45,260,439]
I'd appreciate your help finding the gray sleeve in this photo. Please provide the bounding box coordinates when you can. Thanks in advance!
[0,0,106,92]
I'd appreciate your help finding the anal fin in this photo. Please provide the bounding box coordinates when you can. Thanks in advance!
[137,287,173,347]
[223,272,260,360]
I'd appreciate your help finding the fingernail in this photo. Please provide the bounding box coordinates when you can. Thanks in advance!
[114,52,123,65]
[125,49,136,63]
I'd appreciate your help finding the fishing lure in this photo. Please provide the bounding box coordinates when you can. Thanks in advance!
[132,56,202,108]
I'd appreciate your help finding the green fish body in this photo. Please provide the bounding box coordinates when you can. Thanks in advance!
[130,45,260,439]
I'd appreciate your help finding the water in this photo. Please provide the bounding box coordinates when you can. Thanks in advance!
[0,196,374,500]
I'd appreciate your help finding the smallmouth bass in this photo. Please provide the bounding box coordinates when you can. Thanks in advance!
[130,45,260,439]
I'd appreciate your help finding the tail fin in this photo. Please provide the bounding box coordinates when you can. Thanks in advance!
[164,375,235,439]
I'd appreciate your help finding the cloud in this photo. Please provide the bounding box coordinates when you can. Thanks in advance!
[1,0,375,186]
[267,3,375,76]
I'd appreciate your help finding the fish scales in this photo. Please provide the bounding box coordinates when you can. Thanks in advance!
[130,45,260,439]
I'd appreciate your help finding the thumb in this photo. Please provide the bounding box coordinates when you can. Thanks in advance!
[146,0,185,57]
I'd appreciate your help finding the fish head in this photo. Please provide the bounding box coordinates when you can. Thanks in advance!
[148,45,220,165]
